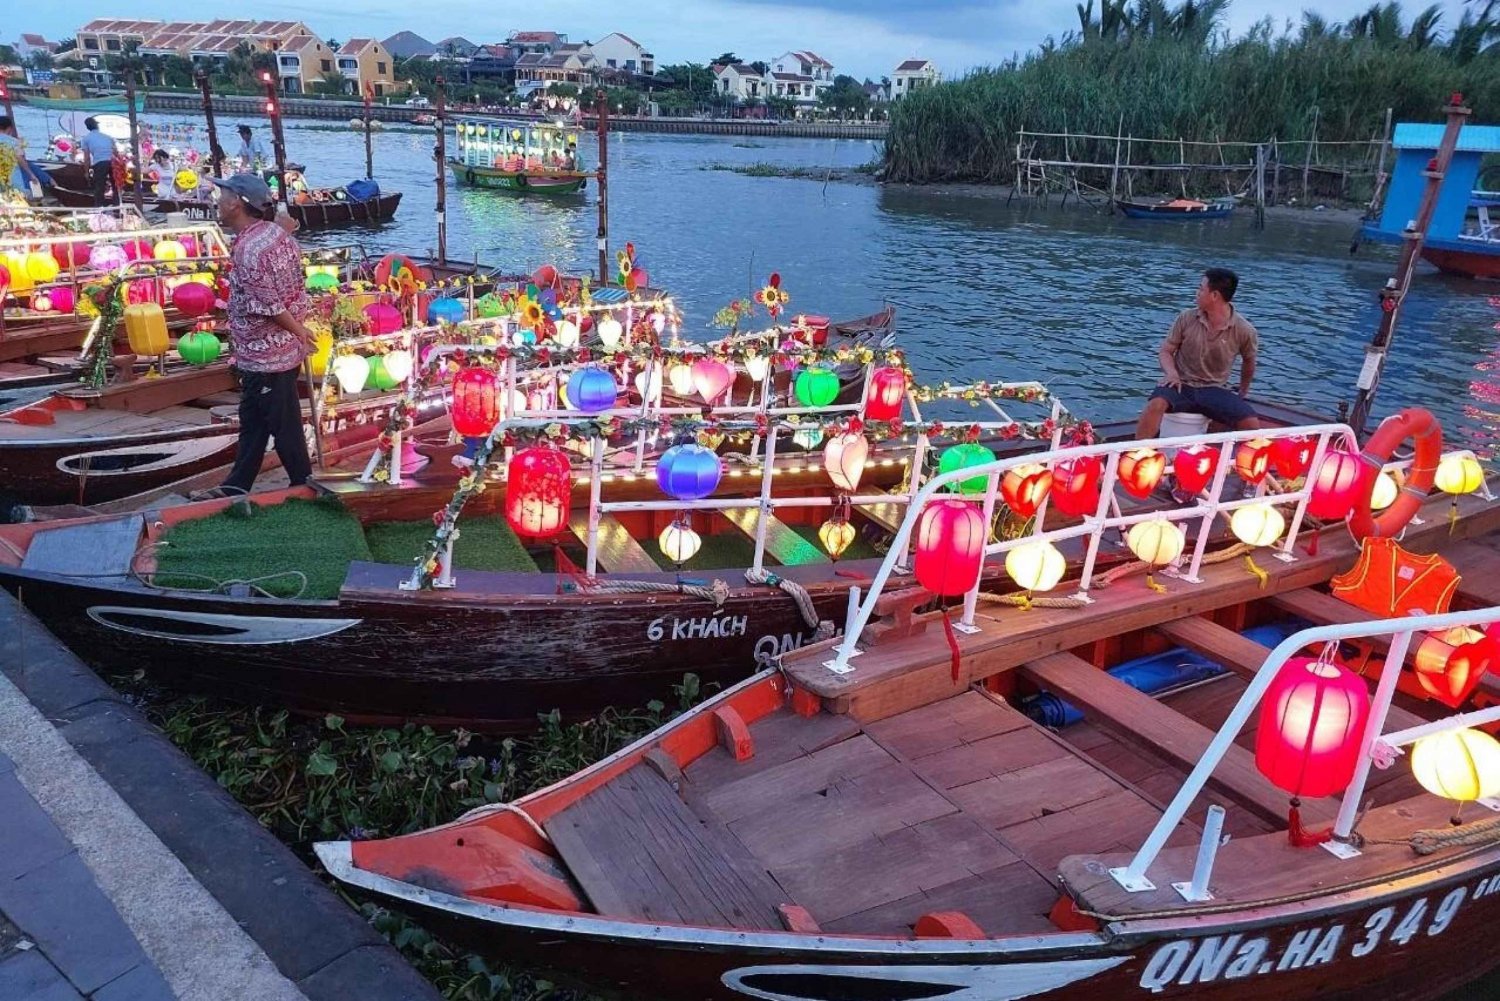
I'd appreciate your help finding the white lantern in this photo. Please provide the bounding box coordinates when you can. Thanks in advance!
[1372,471,1399,511]
[597,314,624,348]
[668,362,694,397]
[634,366,663,403]
[792,423,823,450]
[823,432,869,492]
[745,352,770,383]
[554,319,580,348]
[658,521,702,565]
[1230,503,1286,548]
[383,348,413,384]
[1005,540,1066,593]
[332,355,370,394]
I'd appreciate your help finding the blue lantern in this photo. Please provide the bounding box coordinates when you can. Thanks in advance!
[426,298,466,325]
[657,443,723,501]
[567,366,617,414]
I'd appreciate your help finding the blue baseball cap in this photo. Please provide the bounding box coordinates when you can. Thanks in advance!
[211,173,273,211]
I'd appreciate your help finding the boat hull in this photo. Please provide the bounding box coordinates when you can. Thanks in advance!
[154,193,403,228]
[1420,246,1500,279]
[448,161,588,195]
[1117,200,1234,220]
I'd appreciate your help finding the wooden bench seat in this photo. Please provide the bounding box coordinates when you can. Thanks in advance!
[855,488,905,534]
[569,512,659,574]
[721,508,829,566]
[22,515,144,578]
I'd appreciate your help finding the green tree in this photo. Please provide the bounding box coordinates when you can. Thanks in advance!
[712,51,739,66]
[819,74,870,119]
[55,37,77,54]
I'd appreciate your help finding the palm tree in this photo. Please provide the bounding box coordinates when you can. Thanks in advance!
[1405,4,1444,49]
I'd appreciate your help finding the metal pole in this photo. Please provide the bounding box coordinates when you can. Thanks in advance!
[1333,629,1416,840]
[261,71,289,208]
[1173,804,1225,902]
[123,70,144,212]
[362,85,374,179]
[1349,95,1469,436]
[196,70,223,178]
[595,88,609,284]
[434,76,447,265]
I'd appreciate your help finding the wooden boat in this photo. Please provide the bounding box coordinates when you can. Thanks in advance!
[26,93,146,114]
[1117,197,1236,220]
[450,164,588,195]
[154,192,405,229]
[316,417,1500,1001]
[449,118,589,195]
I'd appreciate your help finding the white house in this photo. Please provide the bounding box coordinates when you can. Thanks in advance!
[771,50,833,85]
[713,63,766,102]
[589,32,653,77]
[15,34,58,60]
[892,59,940,99]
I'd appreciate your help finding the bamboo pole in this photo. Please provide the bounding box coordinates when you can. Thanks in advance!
[1254,143,1266,230]
[1302,107,1318,203]
[1109,113,1123,210]
[362,84,374,179]
[260,72,289,208]
[1179,137,1188,197]
[1271,137,1281,205]
[195,70,223,178]
[434,75,447,265]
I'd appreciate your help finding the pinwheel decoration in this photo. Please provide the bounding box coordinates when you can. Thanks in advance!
[616,242,649,292]
[755,272,789,319]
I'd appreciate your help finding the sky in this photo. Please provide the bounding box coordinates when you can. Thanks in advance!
[17,0,1474,81]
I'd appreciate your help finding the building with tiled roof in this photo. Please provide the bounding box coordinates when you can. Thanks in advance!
[769,51,835,109]
[77,18,315,72]
[338,38,400,97]
[508,31,565,56]
[590,32,653,78]
[891,58,939,99]
[15,34,58,60]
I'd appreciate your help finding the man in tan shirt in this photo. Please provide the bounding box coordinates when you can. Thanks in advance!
[1136,268,1261,438]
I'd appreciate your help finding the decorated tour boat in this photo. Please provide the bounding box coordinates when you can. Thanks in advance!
[449,118,591,195]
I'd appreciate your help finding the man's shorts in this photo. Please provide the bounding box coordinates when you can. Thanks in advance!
[1149,384,1256,426]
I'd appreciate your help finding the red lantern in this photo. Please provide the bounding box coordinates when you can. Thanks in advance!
[121,238,152,262]
[1173,444,1220,496]
[532,264,561,290]
[1117,448,1165,499]
[125,279,160,305]
[0,261,9,298]
[1255,656,1371,799]
[1000,462,1053,517]
[52,242,90,269]
[1415,628,1497,708]
[1271,435,1315,479]
[1235,438,1272,484]
[863,366,907,421]
[690,358,734,404]
[451,368,500,437]
[170,281,215,319]
[1050,456,1101,518]
[505,445,572,539]
[914,499,986,596]
[1308,448,1373,520]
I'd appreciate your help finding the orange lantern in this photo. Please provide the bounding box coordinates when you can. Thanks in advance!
[863,366,907,421]
[1117,448,1165,499]
[1000,463,1053,518]
[1414,627,1497,708]
[914,500,986,596]
[1235,438,1272,484]
[1050,456,1101,518]
[1173,444,1220,496]
[505,445,571,539]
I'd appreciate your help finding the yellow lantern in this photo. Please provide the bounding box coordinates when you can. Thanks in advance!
[5,254,33,295]
[1004,540,1065,609]
[818,519,856,559]
[1411,727,1500,822]
[1230,503,1286,589]
[1371,470,1399,511]
[1436,454,1485,496]
[26,251,60,283]
[307,330,334,377]
[1126,518,1185,593]
[667,362,694,397]
[123,303,169,355]
[153,240,187,261]
[658,520,702,565]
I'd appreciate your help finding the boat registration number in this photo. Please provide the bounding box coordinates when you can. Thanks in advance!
[1139,875,1500,992]
[647,615,749,642]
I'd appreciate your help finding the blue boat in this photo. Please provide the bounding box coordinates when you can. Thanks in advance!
[1117,196,1236,220]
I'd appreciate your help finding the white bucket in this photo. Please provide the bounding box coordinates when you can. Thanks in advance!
[1159,411,1210,457]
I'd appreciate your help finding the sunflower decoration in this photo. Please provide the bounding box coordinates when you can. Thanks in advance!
[616,242,649,292]
[518,284,545,330]
[754,272,789,319]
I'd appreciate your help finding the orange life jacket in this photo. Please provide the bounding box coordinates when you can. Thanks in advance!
[1329,537,1460,618]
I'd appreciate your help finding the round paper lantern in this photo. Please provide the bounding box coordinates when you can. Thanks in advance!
[306,272,339,292]
[1235,438,1272,484]
[123,279,160,306]
[656,443,723,501]
[634,366,662,403]
[1001,463,1053,518]
[175,168,198,191]
[121,239,152,262]
[1414,627,1495,707]
[658,521,702,565]
[745,352,770,383]
[1436,454,1485,496]
[26,252,59,283]
[567,367,617,414]
[532,263,560,290]
[864,366,907,421]
[1271,435,1315,479]
[153,239,187,261]
[1005,540,1066,594]
[3,254,30,295]
[1173,444,1220,496]
[1051,456,1102,518]
[691,358,734,404]
[1255,656,1371,799]
[939,442,997,495]
[1118,448,1166,499]
[1126,518,1185,567]
[1230,503,1285,548]
[383,349,413,384]
[819,519,856,559]
[32,293,54,312]
[170,281,215,318]
[308,331,334,378]
[47,287,75,314]
[332,354,370,394]
[596,315,624,348]
[554,319,580,348]
[1308,448,1372,520]
[474,293,505,318]
[667,362,694,397]
[506,445,572,539]
[368,356,399,391]
[794,367,840,408]
[426,298,466,325]
[914,499,986,597]
[175,330,222,366]
[823,432,869,493]
[451,368,500,437]
[123,303,169,355]
[1411,728,1500,807]
[91,244,128,272]
[52,242,89,269]
[364,302,403,335]
[1371,471,1399,511]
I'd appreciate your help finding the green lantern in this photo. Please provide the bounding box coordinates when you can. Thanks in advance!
[793,367,839,408]
[305,272,339,292]
[368,355,399,391]
[939,442,997,495]
[175,329,222,367]
[475,292,505,318]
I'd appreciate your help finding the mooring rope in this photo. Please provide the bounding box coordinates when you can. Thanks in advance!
[1096,542,1256,588]
[1409,816,1500,855]
[977,591,1090,610]
[744,568,835,639]
[573,577,731,607]
[452,801,553,843]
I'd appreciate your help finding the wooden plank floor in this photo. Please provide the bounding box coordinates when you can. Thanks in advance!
[568,512,660,574]
[721,507,830,566]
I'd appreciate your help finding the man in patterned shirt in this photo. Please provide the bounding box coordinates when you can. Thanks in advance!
[197,174,314,498]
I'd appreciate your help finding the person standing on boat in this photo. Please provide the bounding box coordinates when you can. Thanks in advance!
[79,117,118,206]
[1135,267,1260,439]
[195,174,314,499]
[0,117,42,198]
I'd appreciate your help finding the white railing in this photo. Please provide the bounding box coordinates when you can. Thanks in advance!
[1112,608,1500,895]
[821,423,1358,674]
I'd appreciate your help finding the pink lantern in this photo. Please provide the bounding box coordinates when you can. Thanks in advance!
[363,302,403,334]
[0,261,8,298]
[1256,656,1371,799]
[864,366,907,421]
[170,282,216,318]
[823,432,869,492]
[52,242,90,270]
[690,358,734,404]
[1308,448,1373,520]
[48,286,76,314]
[914,499,986,596]
[125,280,159,305]
[121,239,152,262]
[179,234,200,258]
[91,245,128,272]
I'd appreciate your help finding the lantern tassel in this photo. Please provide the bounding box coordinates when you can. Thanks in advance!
[1018,590,1033,612]
[1449,499,1460,536]
[1145,572,1166,594]
[1244,554,1269,589]
[1304,530,1319,557]
[941,609,962,683]
[1287,798,1333,847]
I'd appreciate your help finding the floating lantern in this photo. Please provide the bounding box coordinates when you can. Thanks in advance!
[596,314,624,349]
[914,499,986,596]
[170,281,215,318]
[1118,448,1166,499]
[667,362,694,397]
[383,349,413,384]
[1234,438,1272,484]
[823,432,869,492]
[153,239,187,261]
[451,368,500,437]
[1370,470,1399,511]
[331,354,370,394]
[123,303,169,355]
[308,331,334,378]
[506,445,572,539]
[938,442,996,495]
[426,298,465,325]
[745,352,770,383]
[794,367,839,408]
[1436,454,1485,497]
[691,358,734,404]
[363,302,403,335]
[1414,627,1495,707]
[1231,503,1286,588]
[553,319,580,348]
[1256,655,1370,801]
[26,251,59,283]
[1271,435,1315,479]
[1000,463,1053,518]
[819,518,856,559]
[1050,456,1102,518]
[175,329,222,366]
[52,242,89,269]
[1004,540,1066,608]
[864,366,907,421]
[658,518,702,566]
[1411,728,1500,822]
[91,244,128,273]
[1308,448,1372,520]
[1173,444,1220,496]
[657,443,723,501]
[634,366,662,403]
[567,367,617,414]
[1126,518,1185,592]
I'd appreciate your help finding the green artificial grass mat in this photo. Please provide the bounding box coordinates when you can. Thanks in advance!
[788,523,885,563]
[365,518,538,574]
[153,497,372,600]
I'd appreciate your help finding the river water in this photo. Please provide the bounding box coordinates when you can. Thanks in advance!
[15,105,1498,447]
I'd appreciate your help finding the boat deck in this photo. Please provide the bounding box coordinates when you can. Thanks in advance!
[0,404,219,441]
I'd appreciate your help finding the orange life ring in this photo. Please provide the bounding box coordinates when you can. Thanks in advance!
[1348,407,1442,540]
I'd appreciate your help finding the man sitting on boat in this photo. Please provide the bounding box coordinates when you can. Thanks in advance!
[1135,267,1260,438]
[235,125,268,169]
